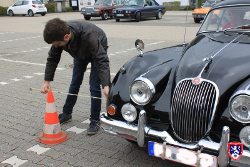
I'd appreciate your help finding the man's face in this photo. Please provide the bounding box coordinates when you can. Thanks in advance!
[52,40,67,48]
[51,34,70,48]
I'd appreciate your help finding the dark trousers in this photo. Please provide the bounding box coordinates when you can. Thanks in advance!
[62,57,101,121]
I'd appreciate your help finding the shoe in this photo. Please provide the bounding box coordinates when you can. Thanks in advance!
[87,120,100,135]
[58,113,72,124]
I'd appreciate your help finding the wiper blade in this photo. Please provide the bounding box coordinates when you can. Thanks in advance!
[224,25,250,35]
[199,30,223,34]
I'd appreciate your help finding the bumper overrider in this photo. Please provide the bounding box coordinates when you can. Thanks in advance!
[100,110,250,167]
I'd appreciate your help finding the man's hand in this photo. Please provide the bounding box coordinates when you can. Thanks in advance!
[40,81,51,94]
[103,86,110,99]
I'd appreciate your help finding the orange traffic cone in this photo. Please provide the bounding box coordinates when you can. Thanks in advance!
[37,91,70,146]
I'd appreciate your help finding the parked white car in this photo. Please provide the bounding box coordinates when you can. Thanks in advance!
[7,0,47,17]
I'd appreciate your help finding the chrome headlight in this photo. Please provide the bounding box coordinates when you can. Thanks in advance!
[121,103,137,122]
[82,8,85,12]
[130,77,155,105]
[229,94,250,123]
[113,10,117,13]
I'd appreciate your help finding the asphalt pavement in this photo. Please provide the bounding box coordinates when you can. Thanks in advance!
[0,11,200,167]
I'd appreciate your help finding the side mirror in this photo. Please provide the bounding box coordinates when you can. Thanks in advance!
[144,4,148,7]
[135,39,144,57]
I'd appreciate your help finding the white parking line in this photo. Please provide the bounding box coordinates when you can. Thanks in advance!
[66,126,86,134]
[1,156,28,167]
[26,145,51,155]
[0,35,42,43]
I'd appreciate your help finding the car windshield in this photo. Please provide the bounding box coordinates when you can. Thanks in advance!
[199,6,250,32]
[32,1,43,4]
[124,0,144,6]
[202,0,220,8]
[95,0,112,5]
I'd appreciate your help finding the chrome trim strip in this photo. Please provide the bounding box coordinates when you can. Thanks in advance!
[218,126,230,167]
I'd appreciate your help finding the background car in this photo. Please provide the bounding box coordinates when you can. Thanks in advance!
[112,0,166,22]
[100,0,250,166]
[192,0,221,23]
[7,0,47,17]
[81,0,124,20]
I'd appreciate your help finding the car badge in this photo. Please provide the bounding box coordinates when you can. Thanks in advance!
[192,78,201,85]
[228,142,244,161]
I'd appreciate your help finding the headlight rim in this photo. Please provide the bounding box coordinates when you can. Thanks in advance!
[129,76,155,105]
[229,91,250,124]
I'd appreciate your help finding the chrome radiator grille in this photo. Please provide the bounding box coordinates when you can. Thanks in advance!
[171,78,218,142]
[85,8,94,13]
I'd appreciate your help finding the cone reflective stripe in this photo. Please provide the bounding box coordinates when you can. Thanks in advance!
[37,91,70,146]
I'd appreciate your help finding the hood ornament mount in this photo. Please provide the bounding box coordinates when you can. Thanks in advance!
[135,39,144,57]
[197,33,244,78]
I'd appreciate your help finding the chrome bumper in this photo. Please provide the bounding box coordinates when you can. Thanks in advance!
[100,110,250,166]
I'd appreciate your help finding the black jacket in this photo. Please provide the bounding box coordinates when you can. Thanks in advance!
[44,21,110,88]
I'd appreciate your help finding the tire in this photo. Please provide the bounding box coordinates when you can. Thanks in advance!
[101,11,109,20]
[194,18,200,23]
[28,10,34,17]
[22,14,26,16]
[41,13,46,16]
[135,12,140,22]
[84,16,91,20]
[156,11,162,19]
[8,10,14,16]
[116,19,120,22]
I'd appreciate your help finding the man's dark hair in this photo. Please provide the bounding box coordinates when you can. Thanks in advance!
[43,18,70,44]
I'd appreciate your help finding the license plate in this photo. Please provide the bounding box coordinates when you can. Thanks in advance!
[38,6,43,8]
[85,13,91,15]
[148,141,217,167]
[116,14,124,17]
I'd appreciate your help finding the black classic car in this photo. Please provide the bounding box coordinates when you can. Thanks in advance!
[112,0,166,22]
[81,0,124,20]
[100,0,250,166]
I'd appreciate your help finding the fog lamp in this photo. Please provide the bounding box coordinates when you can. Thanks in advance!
[239,126,250,148]
[229,94,250,123]
[121,103,137,122]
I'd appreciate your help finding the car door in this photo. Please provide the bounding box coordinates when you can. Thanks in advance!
[11,1,23,14]
[144,0,158,17]
[20,1,29,14]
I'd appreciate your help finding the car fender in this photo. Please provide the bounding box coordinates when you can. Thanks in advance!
[110,45,184,104]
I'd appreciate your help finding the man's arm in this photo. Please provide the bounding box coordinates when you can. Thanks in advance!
[41,46,63,93]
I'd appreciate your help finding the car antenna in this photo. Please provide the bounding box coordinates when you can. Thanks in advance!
[183,0,189,46]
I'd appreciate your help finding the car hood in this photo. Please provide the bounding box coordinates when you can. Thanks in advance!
[193,7,211,14]
[82,5,110,8]
[110,45,184,103]
[154,33,250,112]
[114,6,142,10]
[175,33,250,96]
